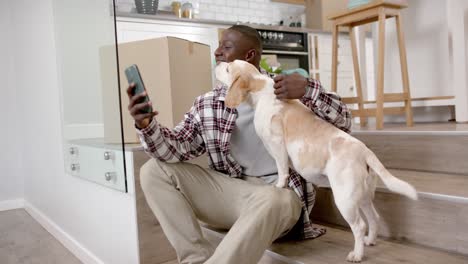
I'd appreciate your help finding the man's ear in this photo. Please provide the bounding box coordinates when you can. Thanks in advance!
[225,75,248,108]
[245,49,257,64]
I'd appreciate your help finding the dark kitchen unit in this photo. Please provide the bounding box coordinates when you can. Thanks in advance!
[256,29,310,72]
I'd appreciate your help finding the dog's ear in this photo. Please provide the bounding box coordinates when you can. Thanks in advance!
[225,74,249,108]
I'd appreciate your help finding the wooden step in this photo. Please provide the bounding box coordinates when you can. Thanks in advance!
[311,169,468,256]
[202,223,468,264]
[202,228,293,264]
[351,130,468,175]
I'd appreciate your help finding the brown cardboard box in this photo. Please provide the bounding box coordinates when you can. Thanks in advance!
[100,37,213,143]
[305,0,348,32]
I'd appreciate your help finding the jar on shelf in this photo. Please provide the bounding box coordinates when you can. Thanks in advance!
[181,2,193,19]
[171,1,182,18]
[192,1,200,19]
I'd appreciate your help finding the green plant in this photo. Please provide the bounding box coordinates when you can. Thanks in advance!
[260,58,282,74]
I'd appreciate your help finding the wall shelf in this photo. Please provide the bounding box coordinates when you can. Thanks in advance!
[271,0,306,5]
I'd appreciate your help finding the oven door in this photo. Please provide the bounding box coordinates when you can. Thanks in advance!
[262,50,309,73]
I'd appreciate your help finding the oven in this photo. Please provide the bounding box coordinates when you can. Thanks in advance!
[256,29,310,73]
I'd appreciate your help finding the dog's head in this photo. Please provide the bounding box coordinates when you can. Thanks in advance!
[215,60,265,108]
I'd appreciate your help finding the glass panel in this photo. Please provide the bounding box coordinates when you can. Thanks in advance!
[53,0,127,192]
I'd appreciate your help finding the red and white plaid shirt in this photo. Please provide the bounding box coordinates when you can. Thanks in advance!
[136,75,352,240]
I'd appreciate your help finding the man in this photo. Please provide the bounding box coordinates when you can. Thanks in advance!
[127,25,351,264]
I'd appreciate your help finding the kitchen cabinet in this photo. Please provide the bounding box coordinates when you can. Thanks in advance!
[309,33,358,98]
[309,32,377,100]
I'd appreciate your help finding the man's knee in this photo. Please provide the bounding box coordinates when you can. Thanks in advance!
[255,188,302,223]
[276,189,302,223]
[139,159,168,193]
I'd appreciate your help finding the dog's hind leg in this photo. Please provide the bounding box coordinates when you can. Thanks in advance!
[361,173,380,246]
[360,199,380,246]
[329,166,367,262]
[334,197,366,262]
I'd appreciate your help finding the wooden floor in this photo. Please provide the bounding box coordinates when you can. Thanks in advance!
[2,207,467,264]
[269,225,468,264]
[352,122,468,132]
[161,254,286,264]
[202,228,291,264]
[202,223,468,264]
[0,209,81,264]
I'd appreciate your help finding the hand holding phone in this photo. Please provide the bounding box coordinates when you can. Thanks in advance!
[125,64,157,129]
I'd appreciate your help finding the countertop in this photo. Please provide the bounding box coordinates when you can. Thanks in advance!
[67,138,144,152]
[115,10,332,34]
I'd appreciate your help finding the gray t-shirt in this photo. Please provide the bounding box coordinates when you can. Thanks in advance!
[229,102,278,184]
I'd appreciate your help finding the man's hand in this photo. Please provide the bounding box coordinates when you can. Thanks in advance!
[126,84,158,129]
[273,73,308,100]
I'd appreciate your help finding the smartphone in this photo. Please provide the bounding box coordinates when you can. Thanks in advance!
[125,64,152,114]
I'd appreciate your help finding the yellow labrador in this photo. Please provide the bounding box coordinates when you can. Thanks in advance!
[215,60,418,263]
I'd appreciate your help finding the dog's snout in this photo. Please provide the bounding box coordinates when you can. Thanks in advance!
[215,62,226,73]
[215,62,229,84]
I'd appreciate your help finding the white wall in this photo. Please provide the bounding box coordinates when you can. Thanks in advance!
[7,0,140,263]
[0,1,24,206]
[466,4,468,91]
[466,4,468,87]
[365,0,459,123]
[375,0,451,99]
[447,0,468,122]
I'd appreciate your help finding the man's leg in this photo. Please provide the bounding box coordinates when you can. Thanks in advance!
[140,159,302,264]
[205,179,302,264]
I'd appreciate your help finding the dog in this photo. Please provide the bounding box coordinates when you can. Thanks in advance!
[215,60,418,263]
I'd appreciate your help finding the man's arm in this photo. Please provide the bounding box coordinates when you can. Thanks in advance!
[127,83,205,162]
[273,73,352,133]
[300,78,352,133]
[136,102,206,163]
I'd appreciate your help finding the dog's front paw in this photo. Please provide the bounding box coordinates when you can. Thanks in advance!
[275,175,289,188]
[275,180,288,188]
[346,251,362,263]
[364,236,376,246]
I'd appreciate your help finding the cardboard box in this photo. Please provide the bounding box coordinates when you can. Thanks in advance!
[100,37,213,143]
[306,0,349,32]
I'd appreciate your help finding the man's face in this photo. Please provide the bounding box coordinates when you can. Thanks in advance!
[215,30,251,64]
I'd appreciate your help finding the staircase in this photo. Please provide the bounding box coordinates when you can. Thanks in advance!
[203,125,468,263]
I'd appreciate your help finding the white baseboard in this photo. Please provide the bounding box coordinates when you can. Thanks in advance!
[24,201,104,264]
[0,199,24,211]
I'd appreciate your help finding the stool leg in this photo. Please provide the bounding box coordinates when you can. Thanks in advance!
[396,14,414,127]
[314,36,321,81]
[331,23,339,93]
[376,10,386,130]
[350,26,367,127]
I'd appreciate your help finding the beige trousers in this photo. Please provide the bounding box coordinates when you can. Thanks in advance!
[140,159,302,264]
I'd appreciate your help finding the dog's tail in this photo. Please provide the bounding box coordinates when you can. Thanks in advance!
[365,148,418,200]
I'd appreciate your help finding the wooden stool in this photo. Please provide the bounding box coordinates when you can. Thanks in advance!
[328,0,413,130]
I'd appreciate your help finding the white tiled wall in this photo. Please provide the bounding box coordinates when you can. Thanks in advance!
[117,0,305,26]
